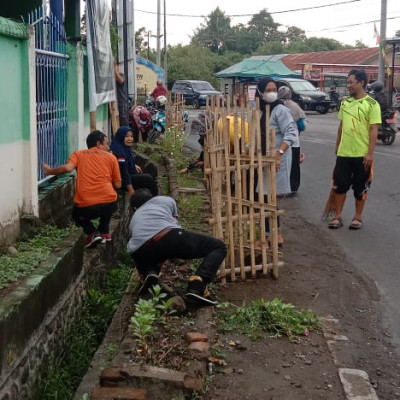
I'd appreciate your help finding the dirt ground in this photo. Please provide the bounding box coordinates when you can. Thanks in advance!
[204,195,400,400]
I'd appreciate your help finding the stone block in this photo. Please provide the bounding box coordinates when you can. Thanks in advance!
[338,368,378,400]
[187,341,210,353]
[91,386,146,400]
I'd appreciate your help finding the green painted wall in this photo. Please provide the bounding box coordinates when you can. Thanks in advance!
[0,35,30,144]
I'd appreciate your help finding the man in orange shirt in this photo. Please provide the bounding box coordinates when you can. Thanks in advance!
[43,130,122,248]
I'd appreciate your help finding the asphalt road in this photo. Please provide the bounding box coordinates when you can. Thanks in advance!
[298,110,400,352]
[183,107,400,353]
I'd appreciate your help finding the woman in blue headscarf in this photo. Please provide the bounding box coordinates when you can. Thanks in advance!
[110,126,157,196]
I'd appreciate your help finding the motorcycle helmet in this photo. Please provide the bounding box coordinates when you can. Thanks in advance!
[370,81,383,93]
[156,95,167,106]
[139,109,150,125]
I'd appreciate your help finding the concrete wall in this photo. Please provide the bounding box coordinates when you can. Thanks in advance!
[0,21,37,246]
[0,20,110,246]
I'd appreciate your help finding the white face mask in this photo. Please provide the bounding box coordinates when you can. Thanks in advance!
[262,92,278,103]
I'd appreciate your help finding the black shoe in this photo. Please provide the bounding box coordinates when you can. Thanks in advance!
[185,288,218,307]
[138,273,159,295]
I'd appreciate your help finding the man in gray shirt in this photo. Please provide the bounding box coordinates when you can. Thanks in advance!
[127,189,227,307]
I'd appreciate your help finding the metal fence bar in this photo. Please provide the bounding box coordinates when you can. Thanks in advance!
[28,5,68,182]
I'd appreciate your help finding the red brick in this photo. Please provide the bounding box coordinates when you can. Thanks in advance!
[187,341,210,352]
[185,332,209,343]
[91,386,146,400]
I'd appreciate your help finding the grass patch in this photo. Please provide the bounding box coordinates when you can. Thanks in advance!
[178,193,209,232]
[33,256,132,400]
[0,225,78,290]
[216,298,320,340]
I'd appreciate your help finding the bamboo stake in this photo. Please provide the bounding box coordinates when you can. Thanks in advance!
[255,104,268,270]
[233,112,245,280]
[248,109,256,277]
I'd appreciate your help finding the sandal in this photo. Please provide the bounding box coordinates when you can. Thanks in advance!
[349,219,363,230]
[328,217,343,229]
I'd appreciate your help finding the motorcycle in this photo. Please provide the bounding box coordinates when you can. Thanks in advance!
[378,109,397,145]
[148,109,166,143]
[328,87,340,111]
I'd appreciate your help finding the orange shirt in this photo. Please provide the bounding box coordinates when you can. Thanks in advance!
[68,148,121,207]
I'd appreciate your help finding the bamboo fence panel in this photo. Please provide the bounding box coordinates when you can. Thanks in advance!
[204,98,282,281]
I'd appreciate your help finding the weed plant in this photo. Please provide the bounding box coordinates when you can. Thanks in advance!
[0,225,78,290]
[130,285,175,353]
[33,258,131,400]
[216,298,320,340]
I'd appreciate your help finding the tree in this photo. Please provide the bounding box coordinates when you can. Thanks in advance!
[284,26,307,44]
[247,9,283,45]
[355,40,367,49]
[191,7,233,54]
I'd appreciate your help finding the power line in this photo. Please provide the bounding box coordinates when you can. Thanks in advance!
[306,15,400,33]
[135,0,361,19]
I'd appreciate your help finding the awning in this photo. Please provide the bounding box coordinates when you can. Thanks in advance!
[216,58,300,81]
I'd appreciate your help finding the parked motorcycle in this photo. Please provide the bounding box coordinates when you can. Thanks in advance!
[148,109,166,143]
[378,109,398,145]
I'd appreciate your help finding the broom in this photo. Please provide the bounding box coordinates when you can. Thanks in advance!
[322,165,337,220]
[322,187,336,220]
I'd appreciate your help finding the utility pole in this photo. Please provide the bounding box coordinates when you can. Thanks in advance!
[163,0,167,86]
[378,0,387,84]
[147,30,151,60]
[156,0,161,67]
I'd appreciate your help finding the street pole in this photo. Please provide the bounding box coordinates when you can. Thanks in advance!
[147,30,151,60]
[156,0,161,67]
[163,0,167,87]
[378,0,387,84]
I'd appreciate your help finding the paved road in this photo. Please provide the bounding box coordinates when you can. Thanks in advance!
[298,110,400,352]
[183,107,400,352]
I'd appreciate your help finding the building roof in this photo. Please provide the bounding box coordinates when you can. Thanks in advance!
[281,47,379,71]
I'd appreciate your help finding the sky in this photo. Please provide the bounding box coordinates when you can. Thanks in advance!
[134,0,400,49]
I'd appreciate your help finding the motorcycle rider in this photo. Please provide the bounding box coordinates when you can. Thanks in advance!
[150,80,167,100]
[369,81,388,114]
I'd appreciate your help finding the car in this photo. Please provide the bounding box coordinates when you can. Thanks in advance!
[276,78,331,114]
[171,80,223,108]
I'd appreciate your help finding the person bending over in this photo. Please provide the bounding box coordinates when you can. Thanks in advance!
[127,189,227,307]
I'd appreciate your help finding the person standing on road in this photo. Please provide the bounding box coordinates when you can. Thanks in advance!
[278,86,306,193]
[256,77,297,247]
[327,69,381,230]
[127,189,227,307]
[43,130,122,248]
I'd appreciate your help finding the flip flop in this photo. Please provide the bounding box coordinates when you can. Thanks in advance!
[328,217,343,229]
[349,219,363,230]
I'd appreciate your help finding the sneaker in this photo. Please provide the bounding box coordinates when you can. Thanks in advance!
[185,288,218,307]
[101,233,112,243]
[185,275,217,306]
[85,232,103,248]
[138,273,160,296]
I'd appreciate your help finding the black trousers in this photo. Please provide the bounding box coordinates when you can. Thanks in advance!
[290,147,301,193]
[72,201,117,235]
[132,229,227,284]
[131,173,158,196]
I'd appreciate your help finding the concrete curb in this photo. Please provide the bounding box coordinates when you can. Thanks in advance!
[320,316,379,400]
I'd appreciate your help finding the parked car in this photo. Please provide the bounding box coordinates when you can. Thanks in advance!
[276,78,331,114]
[171,80,223,108]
